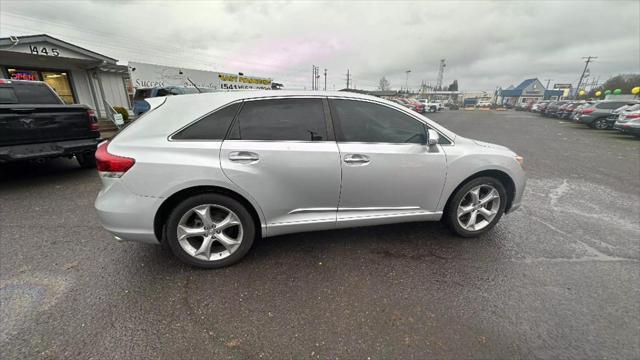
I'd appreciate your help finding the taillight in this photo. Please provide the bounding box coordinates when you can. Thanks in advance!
[624,113,640,119]
[88,109,99,131]
[95,141,135,177]
[582,108,595,114]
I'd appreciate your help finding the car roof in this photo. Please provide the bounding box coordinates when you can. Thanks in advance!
[115,90,457,144]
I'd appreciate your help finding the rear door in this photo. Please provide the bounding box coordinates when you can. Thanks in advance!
[220,97,341,235]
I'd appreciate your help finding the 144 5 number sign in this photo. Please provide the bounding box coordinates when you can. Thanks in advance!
[29,45,60,57]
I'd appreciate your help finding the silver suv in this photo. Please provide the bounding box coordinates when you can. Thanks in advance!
[95,91,526,268]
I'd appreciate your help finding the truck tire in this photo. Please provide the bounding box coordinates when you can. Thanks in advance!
[76,152,96,168]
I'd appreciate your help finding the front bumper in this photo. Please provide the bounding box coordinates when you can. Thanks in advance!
[0,138,98,162]
[95,177,162,244]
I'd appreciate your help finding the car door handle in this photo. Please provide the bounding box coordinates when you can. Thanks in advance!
[343,154,370,165]
[229,151,259,162]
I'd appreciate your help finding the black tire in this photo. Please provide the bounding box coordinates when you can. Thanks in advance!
[166,193,256,268]
[592,117,608,130]
[445,176,507,237]
[76,151,96,168]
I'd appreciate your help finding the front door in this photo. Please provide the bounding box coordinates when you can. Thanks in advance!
[329,98,447,223]
[220,97,341,236]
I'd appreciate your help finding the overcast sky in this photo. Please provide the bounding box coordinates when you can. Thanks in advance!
[1,0,638,90]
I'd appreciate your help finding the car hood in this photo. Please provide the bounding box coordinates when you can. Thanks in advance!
[472,140,511,152]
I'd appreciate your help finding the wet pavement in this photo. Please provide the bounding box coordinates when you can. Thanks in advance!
[1,110,638,359]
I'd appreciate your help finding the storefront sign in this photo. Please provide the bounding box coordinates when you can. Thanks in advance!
[128,62,272,90]
[6,42,94,60]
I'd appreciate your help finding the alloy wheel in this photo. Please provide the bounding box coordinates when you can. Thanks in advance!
[594,119,608,129]
[456,184,501,231]
[177,204,243,261]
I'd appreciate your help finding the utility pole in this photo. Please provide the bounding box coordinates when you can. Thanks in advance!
[575,56,597,98]
[324,69,327,91]
[311,65,321,90]
[436,59,446,90]
[405,69,411,94]
[544,78,552,89]
[345,69,351,89]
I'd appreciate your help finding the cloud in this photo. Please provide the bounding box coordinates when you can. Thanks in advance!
[1,0,638,90]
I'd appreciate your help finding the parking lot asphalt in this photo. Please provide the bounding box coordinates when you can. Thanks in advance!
[1,110,639,359]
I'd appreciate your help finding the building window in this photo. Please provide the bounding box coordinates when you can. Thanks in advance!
[6,68,76,104]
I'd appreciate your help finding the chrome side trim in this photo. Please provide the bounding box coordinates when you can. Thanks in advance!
[288,206,421,214]
[339,206,421,212]
[288,207,337,214]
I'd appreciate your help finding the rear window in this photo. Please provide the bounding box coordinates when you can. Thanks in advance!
[172,102,240,140]
[3,83,62,104]
[0,87,18,104]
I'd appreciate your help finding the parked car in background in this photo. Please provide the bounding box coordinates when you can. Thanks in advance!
[558,102,579,119]
[418,99,443,112]
[606,104,638,128]
[0,79,99,167]
[544,101,567,118]
[613,107,640,137]
[576,100,639,129]
[132,86,215,115]
[477,100,492,108]
[95,91,526,268]
[531,101,548,113]
[570,102,594,121]
[404,99,426,113]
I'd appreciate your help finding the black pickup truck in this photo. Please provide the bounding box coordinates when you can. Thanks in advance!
[0,79,100,167]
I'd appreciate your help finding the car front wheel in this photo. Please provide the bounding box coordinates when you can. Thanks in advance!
[166,193,256,268]
[445,177,507,237]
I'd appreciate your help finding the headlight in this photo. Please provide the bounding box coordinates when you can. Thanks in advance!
[515,155,524,167]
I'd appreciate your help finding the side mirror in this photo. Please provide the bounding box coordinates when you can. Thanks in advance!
[427,129,439,146]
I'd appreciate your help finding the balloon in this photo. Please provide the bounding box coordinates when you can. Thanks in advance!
[605,90,612,95]
[631,86,640,95]
[579,90,586,96]
[613,89,622,95]
[595,91,602,97]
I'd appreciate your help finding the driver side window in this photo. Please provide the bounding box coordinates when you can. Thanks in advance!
[330,99,426,144]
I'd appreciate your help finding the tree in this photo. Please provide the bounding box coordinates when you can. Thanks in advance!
[600,74,640,93]
[378,76,391,91]
[447,80,459,91]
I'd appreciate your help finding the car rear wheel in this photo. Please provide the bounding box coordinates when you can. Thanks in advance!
[593,117,609,129]
[445,177,507,237]
[166,193,256,268]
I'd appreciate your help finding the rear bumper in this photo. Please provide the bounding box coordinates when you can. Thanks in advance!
[614,124,640,135]
[94,177,161,244]
[0,138,98,162]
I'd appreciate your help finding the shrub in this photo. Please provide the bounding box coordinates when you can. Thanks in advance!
[113,106,129,122]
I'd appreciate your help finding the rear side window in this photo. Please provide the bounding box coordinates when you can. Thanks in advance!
[172,102,240,140]
[228,98,327,141]
[0,87,18,104]
[12,83,61,104]
[331,99,426,144]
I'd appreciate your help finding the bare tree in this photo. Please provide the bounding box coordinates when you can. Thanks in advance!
[378,76,391,91]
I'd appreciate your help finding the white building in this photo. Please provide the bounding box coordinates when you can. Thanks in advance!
[0,34,130,118]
